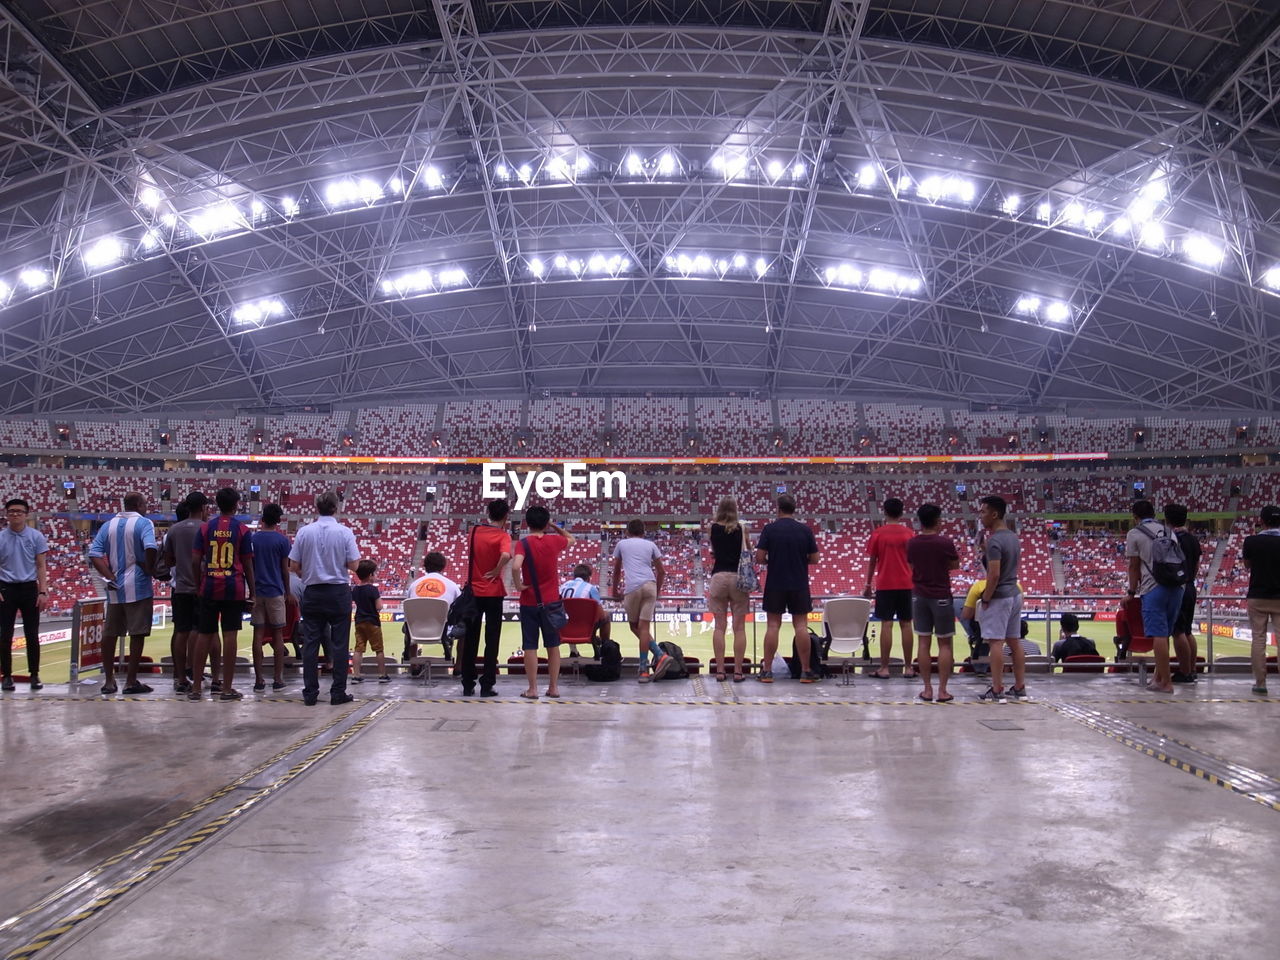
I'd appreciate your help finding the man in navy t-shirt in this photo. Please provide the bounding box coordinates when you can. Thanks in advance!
[251,503,292,691]
[755,494,820,683]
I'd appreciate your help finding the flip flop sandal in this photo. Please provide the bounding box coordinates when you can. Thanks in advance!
[714,673,728,682]
[917,692,934,703]
[519,691,539,700]
[757,671,774,683]
[545,691,561,698]
[936,694,955,703]
[733,674,746,683]
[868,671,891,680]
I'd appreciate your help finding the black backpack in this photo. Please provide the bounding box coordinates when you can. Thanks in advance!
[655,641,688,680]
[1136,522,1188,588]
[583,638,622,682]
[787,630,831,679]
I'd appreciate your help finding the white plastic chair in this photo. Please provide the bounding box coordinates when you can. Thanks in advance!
[403,597,451,684]
[822,597,872,685]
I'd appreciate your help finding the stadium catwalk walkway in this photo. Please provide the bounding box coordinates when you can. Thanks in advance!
[2,675,1278,960]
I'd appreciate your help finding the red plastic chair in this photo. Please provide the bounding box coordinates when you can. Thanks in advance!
[1062,654,1106,675]
[560,598,599,652]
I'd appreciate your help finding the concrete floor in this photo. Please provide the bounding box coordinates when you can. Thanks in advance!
[2,673,1278,960]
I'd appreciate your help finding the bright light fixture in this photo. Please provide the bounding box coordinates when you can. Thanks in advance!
[1037,202,1052,222]
[857,165,877,188]
[529,257,546,277]
[625,153,643,176]
[753,257,768,277]
[1263,266,1280,290]
[517,164,532,183]
[712,153,747,180]
[281,197,298,216]
[1062,202,1085,225]
[388,177,404,194]
[323,178,382,207]
[1139,222,1166,250]
[917,175,975,204]
[1000,195,1021,215]
[83,237,124,270]
[1183,234,1224,268]
[1015,296,1041,314]
[1044,301,1071,323]
[495,163,510,180]
[188,203,244,237]
[657,152,676,175]
[438,268,468,287]
[19,267,49,290]
[250,199,265,215]
[766,160,784,180]
[138,187,162,209]
[1110,216,1132,236]
[792,162,806,180]
[422,165,443,189]
[232,298,286,326]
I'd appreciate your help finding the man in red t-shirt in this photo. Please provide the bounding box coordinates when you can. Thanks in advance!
[511,505,573,699]
[459,499,513,696]
[863,497,916,679]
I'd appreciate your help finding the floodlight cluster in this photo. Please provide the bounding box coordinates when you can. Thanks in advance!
[916,175,977,204]
[822,262,923,295]
[231,298,286,326]
[528,253,633,278]
[324,178,383,207]
[380,265,470,296]
[664,252,770,278]
[1262,267,1280,292]
[83,237,125,270]
[1014,296,1073,324]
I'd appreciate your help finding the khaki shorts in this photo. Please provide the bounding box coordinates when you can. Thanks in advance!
[354,621,384,654]
[706,571,749,619]
[622,581,657,622]
[251,594,287,628]
[105,598,154,637]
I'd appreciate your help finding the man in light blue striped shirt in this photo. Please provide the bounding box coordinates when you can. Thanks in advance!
[88,492,158,695]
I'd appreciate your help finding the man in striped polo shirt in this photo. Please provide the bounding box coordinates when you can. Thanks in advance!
[190,487,255,701]
[88,492,159,695]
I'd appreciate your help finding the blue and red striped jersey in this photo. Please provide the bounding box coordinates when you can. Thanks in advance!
[193,515,254,601]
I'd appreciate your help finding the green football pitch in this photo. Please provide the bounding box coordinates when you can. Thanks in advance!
[9,617,1255,685]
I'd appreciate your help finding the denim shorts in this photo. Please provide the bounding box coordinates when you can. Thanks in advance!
[1140,585,1184,638]
[519,605,562,650]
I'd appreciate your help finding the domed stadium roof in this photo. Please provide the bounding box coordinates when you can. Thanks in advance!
[0,0,1277,414]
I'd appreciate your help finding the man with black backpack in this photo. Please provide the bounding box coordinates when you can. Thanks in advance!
[1125,499,1186,694]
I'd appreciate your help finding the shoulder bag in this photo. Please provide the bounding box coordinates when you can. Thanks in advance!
[735,523,760,593]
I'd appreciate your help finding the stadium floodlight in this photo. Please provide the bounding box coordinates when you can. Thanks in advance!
[575,155,591,172]
[1183,234,1224,268]
[732,253,747,269]
[1110,216,1132,236]
[438,268,468,287]
[657,152,676,175]
[1140,173,1168,202]
[188,203,243,236]
[554,254,568,270]
[138,187,162,209]
[19,267,49,290]
[867,268,896,290]
[249,198,265,216]
[1062,202,1085,225]
[529,257,546,278]
[895,175,911,193]
[1083,208,1106,231]
[281,197,298,217]
[232,298,286,326]
[856,164,877,189]
[380,278,396,294]
[1014,296,1041,314]
[516,164,532,183]
[766,159,784,181]
[792,162,806,180]
[1139,222,1166,249]
[160,212,178,227]
[494,163,510,180]
[1127,196,1157,224]
[588,254,607,274]
[421,165,443,189]
[384,269,434,295]
[693,254,713,273]
[1036,202,1052,222]
[1044,301,1071,323]
[625,152,643,176]
[324,177,382,207]
[547,157,571,180]
[1263,266,1280,290]
[712,153,747,180]
[754,257,768,277]
[1000,195,1021,215]
[388,177,404,194]
[918,175,976,204]
[567,258,584,275]
[83,237,124,270]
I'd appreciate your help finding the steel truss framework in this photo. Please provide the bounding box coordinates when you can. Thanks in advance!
[0,1,1278,416]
